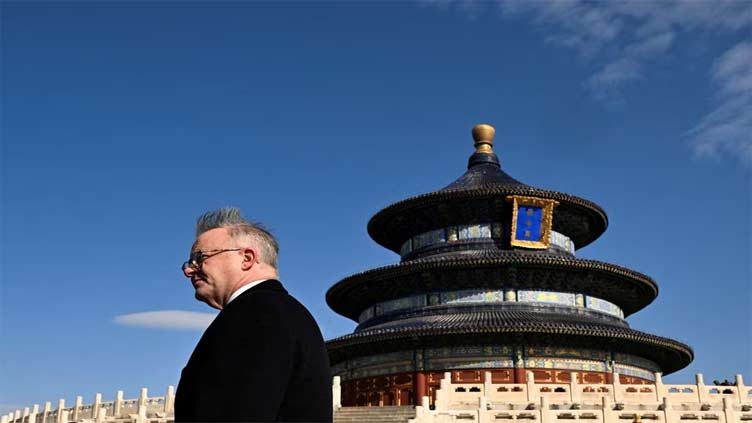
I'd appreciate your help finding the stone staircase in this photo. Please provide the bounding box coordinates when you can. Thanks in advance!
[334,406,417,423]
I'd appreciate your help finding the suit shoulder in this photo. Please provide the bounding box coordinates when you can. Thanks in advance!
[226,289,318,327]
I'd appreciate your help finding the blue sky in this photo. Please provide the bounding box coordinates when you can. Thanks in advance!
[1,0,750,413]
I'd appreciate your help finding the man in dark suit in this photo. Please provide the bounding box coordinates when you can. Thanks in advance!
[176,207,332,422]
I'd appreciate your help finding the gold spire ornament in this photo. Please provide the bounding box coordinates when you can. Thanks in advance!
[472,124,495,154]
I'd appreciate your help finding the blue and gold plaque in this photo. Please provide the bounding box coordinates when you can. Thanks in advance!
[506,195,559,249]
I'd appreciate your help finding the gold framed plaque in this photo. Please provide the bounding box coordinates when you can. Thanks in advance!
[506,195,559,249]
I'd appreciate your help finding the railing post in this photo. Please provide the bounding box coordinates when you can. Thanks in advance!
[29,405,39,423]
[72,396,82,421]
[412,401,427,423]
[612,372,623,404]
[113,390,123,417]
[164,386,175,414]
[55,399,64,423]
[136,399,147,423]
[483,371,492,396]
[736,374,746,403]
[653,372,664,402]
[540,396,551,423]
[601,396,612,422]
[723,397,736,422]
[526,370,536,402]
[662,395,675,422]
[696,373,707,403]
[569,371,580,404]
[434,372,451,411]
[138,388,148,409]
[332,376,341,411]
[92,393,101,420]
[136,388,148,422]
[41,402,51,423]
[477,396,488,423]
[418,395,427,407]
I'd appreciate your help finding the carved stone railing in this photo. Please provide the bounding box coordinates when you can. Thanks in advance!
[7,377,344,423]
[405,372,752,423]
[8,374,751,423]
[2,387,175,423]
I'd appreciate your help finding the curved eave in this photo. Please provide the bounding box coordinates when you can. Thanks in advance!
[326,251,657,320]
[367,186,608,253]
[326,313,693,375]
[356,302,629,332]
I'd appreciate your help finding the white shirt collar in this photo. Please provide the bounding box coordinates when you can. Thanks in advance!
[227,279,269,305]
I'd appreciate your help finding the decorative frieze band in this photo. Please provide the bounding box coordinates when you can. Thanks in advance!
[358,288,624,323]
[399,224,575,257]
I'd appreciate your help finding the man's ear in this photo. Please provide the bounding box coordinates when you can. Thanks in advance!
[240,248,257,271]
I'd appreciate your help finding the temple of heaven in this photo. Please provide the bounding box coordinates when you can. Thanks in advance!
[325,124,693,408]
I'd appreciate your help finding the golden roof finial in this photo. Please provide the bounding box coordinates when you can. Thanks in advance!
[472,124,495,154]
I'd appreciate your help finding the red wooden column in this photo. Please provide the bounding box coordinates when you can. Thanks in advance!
[414,372,427,405]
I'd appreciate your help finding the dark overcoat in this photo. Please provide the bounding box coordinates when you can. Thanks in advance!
[175,280,332,422]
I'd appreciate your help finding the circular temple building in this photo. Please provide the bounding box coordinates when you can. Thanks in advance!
[325,124,693,407]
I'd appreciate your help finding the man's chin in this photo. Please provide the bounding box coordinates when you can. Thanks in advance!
[194,286,210,303]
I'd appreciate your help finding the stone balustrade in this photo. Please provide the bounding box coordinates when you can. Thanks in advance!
[6,377,342,423]
[405,371,752,423]
[7,373,750,423]
[2,386,175,423]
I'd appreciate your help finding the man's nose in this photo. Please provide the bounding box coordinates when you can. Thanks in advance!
[183,265,196,278]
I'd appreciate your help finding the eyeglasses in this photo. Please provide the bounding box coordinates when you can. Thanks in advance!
[182,248,242,272]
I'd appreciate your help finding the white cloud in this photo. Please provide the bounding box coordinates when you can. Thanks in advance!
[496,0,749,99]
[625,31,675,58]
[585,57,642,102]
[505,0,623,59]
[434,0,751,165]
[688,42,752,165]
[712,42,752,96]
[113,310,217,331]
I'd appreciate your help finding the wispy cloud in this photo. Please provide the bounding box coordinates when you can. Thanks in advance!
[503,0,624,60]
[688,42,752,165]
[113,310,216,331]
[497,0,750,100]
[430,0,752,165]
[585,57,642,102]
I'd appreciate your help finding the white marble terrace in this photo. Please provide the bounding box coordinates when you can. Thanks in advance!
[5,372,750,423]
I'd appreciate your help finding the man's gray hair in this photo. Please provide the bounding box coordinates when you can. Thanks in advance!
[196,207,279,269]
